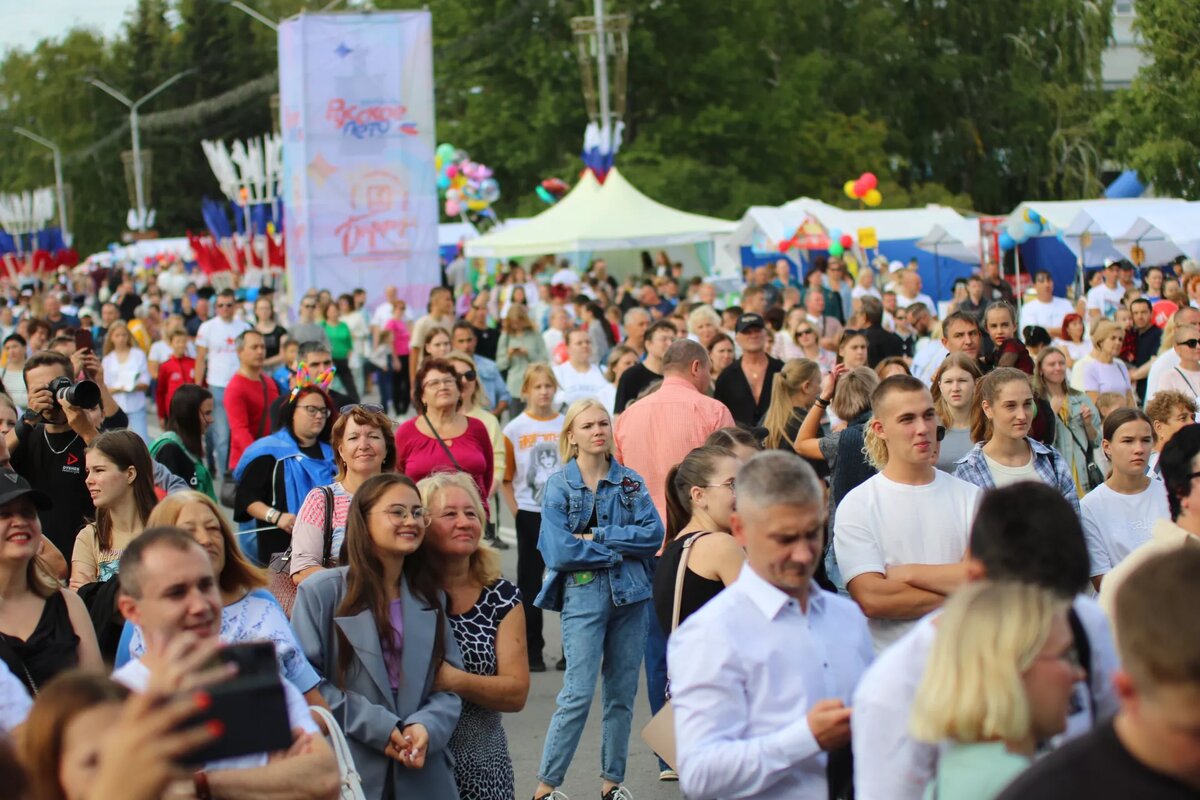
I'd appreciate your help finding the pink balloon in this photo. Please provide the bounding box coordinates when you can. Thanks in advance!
[859,172,878,191]
[445,199,461,216]
[445,165,459,178]
[853,178,869,197]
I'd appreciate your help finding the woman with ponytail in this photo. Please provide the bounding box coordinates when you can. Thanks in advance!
[759,359,822,451]
[651,445,745,634]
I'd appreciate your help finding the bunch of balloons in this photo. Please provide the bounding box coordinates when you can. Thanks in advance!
[435,142,501,218]
[843,172,883,207]
[998,209,1045,251]
[828,228,855,257]
[535,178,569,205]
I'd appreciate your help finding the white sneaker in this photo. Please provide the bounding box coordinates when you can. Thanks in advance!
[533,791,569,800]
[602,787,635,800]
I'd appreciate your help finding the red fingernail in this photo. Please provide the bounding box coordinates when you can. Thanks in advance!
[207,720,225,737]
[194,692,211,710]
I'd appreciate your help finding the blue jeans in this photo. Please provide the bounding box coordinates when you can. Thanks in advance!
[538,571,648,788]
[208,385,229,473]
[643,601,669,771]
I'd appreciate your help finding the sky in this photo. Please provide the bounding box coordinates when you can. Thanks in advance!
[2,0,136,54]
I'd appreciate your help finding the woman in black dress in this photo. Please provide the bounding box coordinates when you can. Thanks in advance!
[419,471,528,800]
[253,296,289,372]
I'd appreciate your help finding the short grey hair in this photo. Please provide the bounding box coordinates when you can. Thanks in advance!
[860,295,884,325]
[624,307,651,326]
[736,451,823,511]
[662,339,709,374]
[687,304,721,334]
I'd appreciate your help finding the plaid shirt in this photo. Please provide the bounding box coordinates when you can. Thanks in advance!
[953,439,1081,516]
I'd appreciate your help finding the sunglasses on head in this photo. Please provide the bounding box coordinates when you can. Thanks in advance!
[339,403,385,414]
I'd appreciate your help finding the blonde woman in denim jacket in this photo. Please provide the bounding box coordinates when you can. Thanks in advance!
[531,398,663,800]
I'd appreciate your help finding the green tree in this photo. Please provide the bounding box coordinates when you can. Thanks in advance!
[1104,0,1200,198]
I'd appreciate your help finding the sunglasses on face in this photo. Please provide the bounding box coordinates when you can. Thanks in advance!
[1180,339,1200,349]
[216,302,234,309]
[455,369,477,382]
[796,329,815,336]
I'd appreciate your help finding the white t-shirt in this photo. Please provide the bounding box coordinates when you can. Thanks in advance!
[1086,283,1125,319]
[1081,479,1170,577]
[543,329,567,365]
[983,452,1042,488]
[1020,297,1074,332]
[0,659,31,733]
[149,340,196,363]
[1143,348,1181,408]
[102,349,151,413]
[113,655,317,770]
[195,317,251,388]
[552,362,615,413]
[1053,338,1092,364]
[1153,363,1200,406]
[851,596,1120,800]
[502,412,564,512]
[833,471,981,650]
[895,292,936,313]
[1082,358,1131,396]
[551,267,580,286]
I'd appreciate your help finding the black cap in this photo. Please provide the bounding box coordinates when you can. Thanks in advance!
[0,470,51,510]
[735,312,766,333]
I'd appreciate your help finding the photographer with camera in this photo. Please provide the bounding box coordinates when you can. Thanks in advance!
[5,350,128,562]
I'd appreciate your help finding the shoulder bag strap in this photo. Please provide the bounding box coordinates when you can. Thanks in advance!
[320,486,336,567]
[1060,398,1096,462]
[671,532,714,633]
[257,377,272,438]
[423,413,463,470]
[1174,367,1200,400]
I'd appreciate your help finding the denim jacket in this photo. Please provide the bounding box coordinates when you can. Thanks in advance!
[953,438,1081,516]
[534,457,664,612]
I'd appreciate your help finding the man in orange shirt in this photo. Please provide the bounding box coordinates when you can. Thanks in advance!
[614,337,734,780]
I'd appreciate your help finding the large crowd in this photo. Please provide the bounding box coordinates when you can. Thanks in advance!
[0,250,1197,800]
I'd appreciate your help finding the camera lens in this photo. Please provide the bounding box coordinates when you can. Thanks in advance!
[64,380,101,409]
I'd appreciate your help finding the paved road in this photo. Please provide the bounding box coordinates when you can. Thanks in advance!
[492,523,681,800]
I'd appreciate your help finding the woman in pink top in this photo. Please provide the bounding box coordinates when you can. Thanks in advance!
[384,303,412,415]
[395,357,495,512]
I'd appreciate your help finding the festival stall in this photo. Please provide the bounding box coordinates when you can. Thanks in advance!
[463,168,737,277]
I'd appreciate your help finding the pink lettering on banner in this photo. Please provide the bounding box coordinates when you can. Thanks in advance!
[325,98,420,139]
[333,169,418,259]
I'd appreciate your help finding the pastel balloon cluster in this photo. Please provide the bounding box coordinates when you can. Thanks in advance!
[998,209,1045,251]
[843,172,883,207]
[435,142,500,218]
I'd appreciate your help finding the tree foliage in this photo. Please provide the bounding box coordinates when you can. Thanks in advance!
[1104,0,1200,198]
[0,0,1115,253]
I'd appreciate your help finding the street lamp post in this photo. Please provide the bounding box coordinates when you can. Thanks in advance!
[83,70,195,231]
[12,126,69,246]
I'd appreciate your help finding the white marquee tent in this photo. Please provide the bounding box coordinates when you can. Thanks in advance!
[1112,203,1200,264]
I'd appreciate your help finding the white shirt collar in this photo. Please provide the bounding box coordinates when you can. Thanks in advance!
[735,564,825,621]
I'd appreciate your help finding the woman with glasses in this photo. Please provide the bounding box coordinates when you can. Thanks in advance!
[420,472,528,800]
[291,404,396,585]
[292,473,464,800]
[910,582,1082,800]
[233,385,338,565]
[531,399,661,800]
[149,384,216,500]
[651,445,744,635]
[1034,346,1101,495]
[395,358,495,511]
[446,351,506,542]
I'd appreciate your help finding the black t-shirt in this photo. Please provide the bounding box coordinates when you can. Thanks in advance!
[713,356,784,428]
[257,324,288,359]
[13,425,95,556]
[233,437,328,524]
[118,292,142,322]
[472,325,500,362]
[154,440,199,491]
[614,361,661,413]
[996,720,1198,800]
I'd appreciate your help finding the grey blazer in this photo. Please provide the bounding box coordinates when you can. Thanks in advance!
[292,567,463,800]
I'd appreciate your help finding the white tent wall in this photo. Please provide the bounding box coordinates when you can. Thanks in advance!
[1112,203,1200,264]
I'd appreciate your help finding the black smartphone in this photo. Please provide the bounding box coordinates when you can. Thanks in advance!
[73,328,94,353]
[180,642,294,764]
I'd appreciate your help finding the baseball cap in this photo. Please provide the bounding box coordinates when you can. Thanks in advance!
[735,312,766,333]
[0,469,51,510]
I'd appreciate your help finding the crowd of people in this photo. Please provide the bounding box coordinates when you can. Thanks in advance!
[0,249,1196,800]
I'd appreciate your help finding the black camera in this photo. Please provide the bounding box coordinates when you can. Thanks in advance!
[48,376,101,409]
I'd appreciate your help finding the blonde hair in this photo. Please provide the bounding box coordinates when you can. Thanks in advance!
[1090,319,1122,348]
[146,491,266,594]
[1033,346,1082,398]
[417,472,501,587]
[559,398,614,463]
[446,349,488,410]
[831,366,879,421]
[102,320,133,355]
[521,362,559,398]
[687,304,721,336]
[761,359,821,450]
[910,581,1067,744]
[931,352,984,427]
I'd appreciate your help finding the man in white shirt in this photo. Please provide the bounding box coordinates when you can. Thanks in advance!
[670,452,874,800]
[1020,271,1075,337]
[1144,305,1200,407]
[114,528,337,798]
[1148,324,1200,408]
[893,270,935,315]
[1086,261,1126,323]
[835,375,981,650]
[552,328,614,413]
[852,482,1120,800]
[194,288,251,474]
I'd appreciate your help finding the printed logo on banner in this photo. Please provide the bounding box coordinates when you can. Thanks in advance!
[334,168,419,259]
[325,98,418,140]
